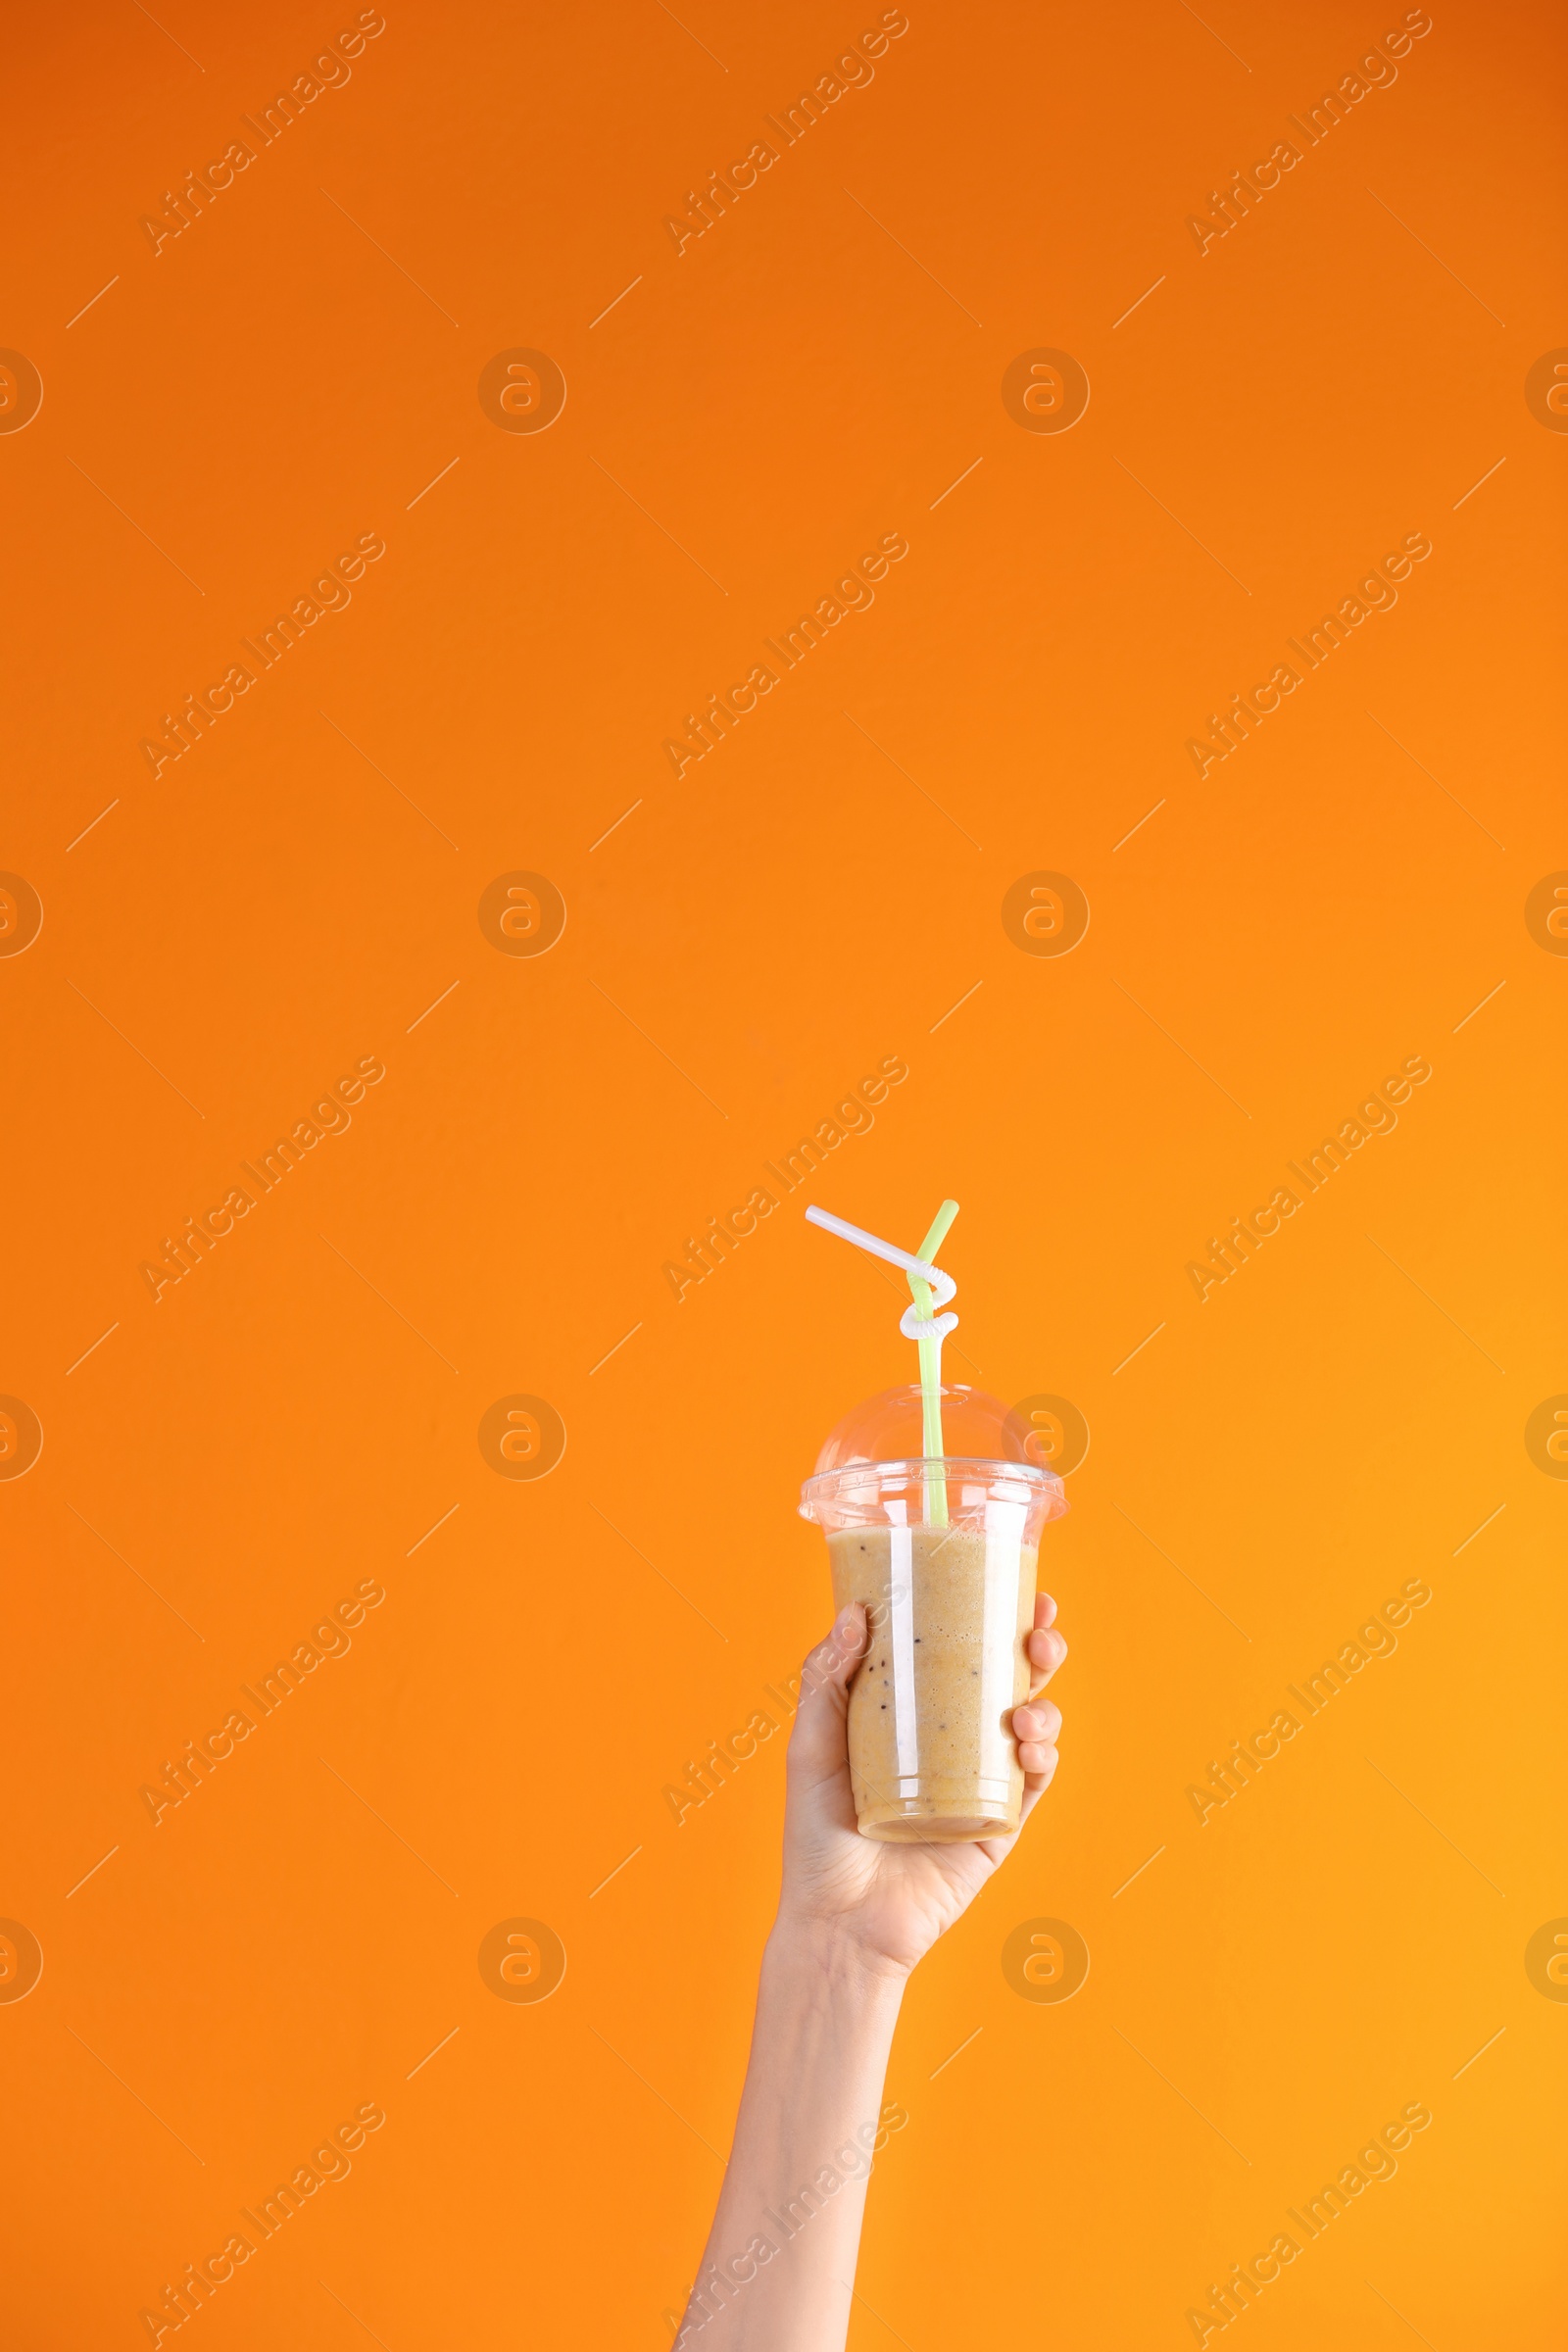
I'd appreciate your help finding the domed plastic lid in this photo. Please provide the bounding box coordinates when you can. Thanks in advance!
[810,1383,1034,1473]
[800,1385,1067,1533]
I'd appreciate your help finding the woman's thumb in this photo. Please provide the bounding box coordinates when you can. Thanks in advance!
[788,1603,867,1775]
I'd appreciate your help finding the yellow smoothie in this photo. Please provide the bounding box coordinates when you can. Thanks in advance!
[827,1522,1038,1840]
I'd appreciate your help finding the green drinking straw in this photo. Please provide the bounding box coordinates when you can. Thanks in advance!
[908,1200,960,1526]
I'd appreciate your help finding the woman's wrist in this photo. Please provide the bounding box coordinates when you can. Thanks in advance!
[765,1911,913,2001]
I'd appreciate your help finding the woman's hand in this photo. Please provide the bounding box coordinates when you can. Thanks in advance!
[774,1594,1068,1981]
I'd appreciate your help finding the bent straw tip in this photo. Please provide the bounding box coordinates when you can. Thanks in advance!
[915,1199,960,1266]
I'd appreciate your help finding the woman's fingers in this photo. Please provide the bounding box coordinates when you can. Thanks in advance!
[1027,1624,1066,1672]
[1011,1616,1065,1831]
[983,1644,1066,1849]
[987,1759,1062,1862]
[1011,1747,1060,1836]
[1012,1696,1060,1777]
[1013,1697,1061,1743]
[1026,1607,1067,1694]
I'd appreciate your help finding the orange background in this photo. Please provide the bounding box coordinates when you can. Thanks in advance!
[3,0,1564,2343]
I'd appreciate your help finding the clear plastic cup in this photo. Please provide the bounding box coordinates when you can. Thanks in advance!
[800,1385,1067,1841]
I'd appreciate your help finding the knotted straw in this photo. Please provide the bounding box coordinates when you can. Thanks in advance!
[804,1200,960,1523]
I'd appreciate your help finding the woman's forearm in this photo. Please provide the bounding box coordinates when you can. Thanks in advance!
[675,1924,906,2350]
[674,1594,1066,2343]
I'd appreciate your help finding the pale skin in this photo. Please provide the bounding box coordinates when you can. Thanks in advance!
[675,1592,1067,2349]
